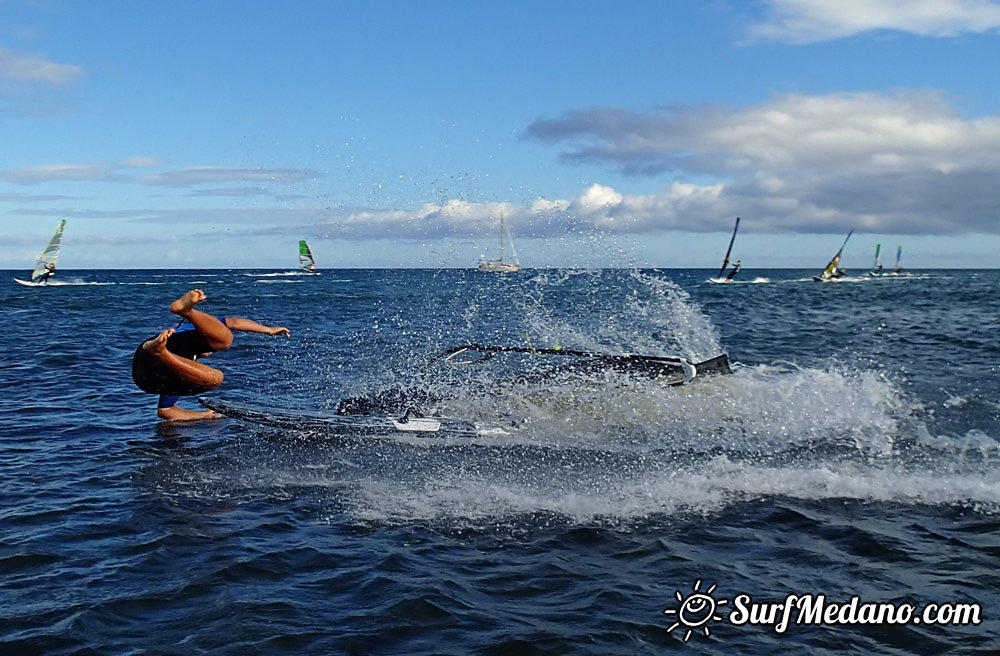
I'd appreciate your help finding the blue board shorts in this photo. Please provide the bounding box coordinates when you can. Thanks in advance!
[130,317,227,406]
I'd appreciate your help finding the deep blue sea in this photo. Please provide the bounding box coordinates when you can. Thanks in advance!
[2,268,998,655]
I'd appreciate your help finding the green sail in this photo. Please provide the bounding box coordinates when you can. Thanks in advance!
[298,240,315,271]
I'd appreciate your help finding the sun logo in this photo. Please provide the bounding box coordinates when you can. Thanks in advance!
[663,579,728,642]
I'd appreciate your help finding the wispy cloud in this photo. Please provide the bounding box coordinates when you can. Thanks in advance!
[186,187,275,198]
[0,192,86,202]
[0,158,154,184]
[0,45,83,85]
[747,0,1000,44]
[0,162,124,184]
[526,90,1000,234]
[139,167,318,187]
[0,159,318,188]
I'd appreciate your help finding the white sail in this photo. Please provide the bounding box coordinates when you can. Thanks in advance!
[30,220,66,282]
[478,213,520,272]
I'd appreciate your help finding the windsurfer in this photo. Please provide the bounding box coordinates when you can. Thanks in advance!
[725,259,742,280]
[36,262,56,284]
[131,289,290,421]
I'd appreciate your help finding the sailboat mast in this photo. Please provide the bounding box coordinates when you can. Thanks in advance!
[833,230,854,261]
[499,213,505,262]
[718,217,740,278]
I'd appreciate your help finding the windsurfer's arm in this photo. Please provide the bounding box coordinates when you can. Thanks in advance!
[157,406,220,421]
[224,317,291,338]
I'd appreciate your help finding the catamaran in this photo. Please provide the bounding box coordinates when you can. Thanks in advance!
[14,219,66,287]
[813,230,854,282]
[708,217,741,283]
[478,213,520,272]
[298,240,319,274]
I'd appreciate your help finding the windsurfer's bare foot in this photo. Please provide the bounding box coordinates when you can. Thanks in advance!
[169,289,207,316]
[142,329,175,357]
[157,406,221,421]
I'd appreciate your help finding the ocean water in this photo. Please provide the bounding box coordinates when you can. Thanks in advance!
[1,268,998,654]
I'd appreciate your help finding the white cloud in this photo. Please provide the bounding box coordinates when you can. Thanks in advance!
[574,183,623,213]
[526,90,1000,234]
[748,0,1000,44]
[0,45,83,85]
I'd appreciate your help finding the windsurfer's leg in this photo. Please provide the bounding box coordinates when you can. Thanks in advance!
[169,289,233,351]
[142,329,224,388]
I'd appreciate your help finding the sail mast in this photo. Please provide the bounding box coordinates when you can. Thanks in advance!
[499,213,505,263]
[717,217,740,279]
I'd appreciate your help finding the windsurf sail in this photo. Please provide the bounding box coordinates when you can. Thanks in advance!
[334,343,733,418]
[298,240,316,272]
[894,245,903,272]
[717,217,741,279]
[433,343,732,384]
[872,243,882,270]
[29,219,66,283]
[818,230,853,280]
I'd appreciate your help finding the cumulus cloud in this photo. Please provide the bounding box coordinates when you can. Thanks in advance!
[747,0,1000,44]
[0,45,83,85]
[8,87,999,240]
[524,90,1000,235]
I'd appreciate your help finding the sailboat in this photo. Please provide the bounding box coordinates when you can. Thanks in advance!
[14,219,66,287]
[478,213,520,273]
[708,217,741,283]
[298,240,319,274]
[813,230,854,282]
[869,243,883,276]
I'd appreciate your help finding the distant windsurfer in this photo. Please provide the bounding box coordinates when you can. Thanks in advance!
[820,255,845,281]
[131,289,290,421]
[725,259,742,281]
[35,262,56,284]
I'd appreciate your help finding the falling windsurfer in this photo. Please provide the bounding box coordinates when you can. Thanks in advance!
[725,259,742,281]
[131,289,290,421]
[820,255,845,281]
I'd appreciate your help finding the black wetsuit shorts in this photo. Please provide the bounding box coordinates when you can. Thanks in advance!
[131,321,224,396]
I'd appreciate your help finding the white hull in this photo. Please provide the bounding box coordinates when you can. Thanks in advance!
[13,278,49,287]
[478,261,520,273]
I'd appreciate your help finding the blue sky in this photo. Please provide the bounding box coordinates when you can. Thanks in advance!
[2,0,1000,269]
